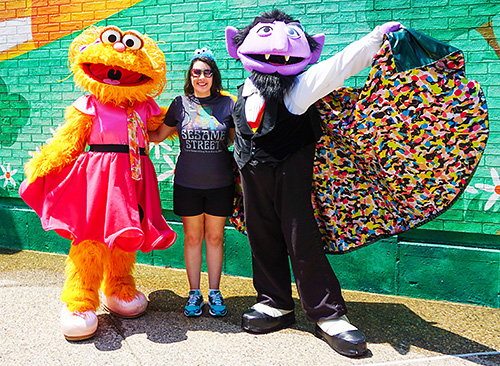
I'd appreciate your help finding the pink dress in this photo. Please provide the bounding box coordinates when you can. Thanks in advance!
[19,95,177,253]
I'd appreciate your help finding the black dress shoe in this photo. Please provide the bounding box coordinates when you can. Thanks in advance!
[314,324,368,357]
[241,309,295,334]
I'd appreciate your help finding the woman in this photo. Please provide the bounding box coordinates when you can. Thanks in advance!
[150,48,235,317]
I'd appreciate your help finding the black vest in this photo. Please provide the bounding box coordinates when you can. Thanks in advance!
[232,84,322,169]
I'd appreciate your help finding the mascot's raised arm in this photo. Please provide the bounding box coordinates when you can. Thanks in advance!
[225,9,487,358]
[19,26,177,341]
[225,9,401,357]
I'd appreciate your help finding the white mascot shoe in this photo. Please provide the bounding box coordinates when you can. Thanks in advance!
[61,305,98,341]
[102,291,148,318]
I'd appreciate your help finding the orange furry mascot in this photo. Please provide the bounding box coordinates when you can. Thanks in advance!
[19,26,177,340]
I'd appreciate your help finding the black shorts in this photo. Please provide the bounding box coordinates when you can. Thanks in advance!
[173,183,235,217]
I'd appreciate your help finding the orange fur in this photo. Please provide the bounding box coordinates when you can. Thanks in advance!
[24,107,92,183]
[102,249,138,301]
[147,106,167,131]
[147,106,178,140]
[35,26,170,313]
[62,241,139,311]
[221,90,237,102]
[69,26,166,106]
[61,240,110,312]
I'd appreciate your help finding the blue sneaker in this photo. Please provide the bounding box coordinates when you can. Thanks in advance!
[184,290,204,317]
[208,290,227,317]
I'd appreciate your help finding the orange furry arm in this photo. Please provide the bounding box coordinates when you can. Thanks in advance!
[24,106,93,183]
[220,90,237,102]
[147,106,178,140]
[147,106,167,131]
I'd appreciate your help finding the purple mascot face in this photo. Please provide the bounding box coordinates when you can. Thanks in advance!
[226,19,325,76]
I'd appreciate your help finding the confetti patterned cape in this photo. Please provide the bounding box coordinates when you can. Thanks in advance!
[230,27,489,254]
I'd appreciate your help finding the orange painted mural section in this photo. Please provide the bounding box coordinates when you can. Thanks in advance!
[0,0,142,60]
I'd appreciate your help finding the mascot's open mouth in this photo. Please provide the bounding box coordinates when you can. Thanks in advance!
[247,54,303,66]
[83,63,151,86]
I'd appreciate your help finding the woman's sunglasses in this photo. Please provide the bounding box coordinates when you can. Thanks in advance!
[191,68,213,78]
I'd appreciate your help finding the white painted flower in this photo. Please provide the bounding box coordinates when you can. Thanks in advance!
[157,153,176,182]
[28,125,61,156]
[475,168,500,210]
[28,145,41,157]
[149,141,173,160]
[46,124,62,144]
[465,186,478,194]
[0,164,18,187]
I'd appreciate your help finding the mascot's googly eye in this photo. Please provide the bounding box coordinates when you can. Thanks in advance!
[100,28,122,45]
[285,26,302,39]
[257,25,273,36]
[122,32,144,50]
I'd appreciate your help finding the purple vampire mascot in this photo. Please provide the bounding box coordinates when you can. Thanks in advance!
[225,10,401,357]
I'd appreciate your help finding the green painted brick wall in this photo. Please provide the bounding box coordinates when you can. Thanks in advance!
[1,0,500,308]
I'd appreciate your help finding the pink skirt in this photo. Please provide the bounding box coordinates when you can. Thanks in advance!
[19,151,177,253]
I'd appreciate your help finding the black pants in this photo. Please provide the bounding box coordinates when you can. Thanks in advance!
[240,143,347,322]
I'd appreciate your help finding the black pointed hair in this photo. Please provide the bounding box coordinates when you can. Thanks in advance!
[232,9,320,53]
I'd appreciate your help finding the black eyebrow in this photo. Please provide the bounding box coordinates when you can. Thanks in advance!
[287,22,304,31]
[252,17,300,25]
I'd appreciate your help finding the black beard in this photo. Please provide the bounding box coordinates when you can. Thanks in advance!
[250,71,297,102]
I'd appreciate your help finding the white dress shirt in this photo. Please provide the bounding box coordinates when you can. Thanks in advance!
[242,26,386,121]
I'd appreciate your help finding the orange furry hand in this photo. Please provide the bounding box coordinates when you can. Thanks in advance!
[147,106,178,140]
[24,106,93,183]
[147,106,167,132]
[221,90,237,102]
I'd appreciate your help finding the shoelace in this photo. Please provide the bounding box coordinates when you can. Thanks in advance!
[72,310,88,319]
[210,293,223,306]
[187,295,202,306]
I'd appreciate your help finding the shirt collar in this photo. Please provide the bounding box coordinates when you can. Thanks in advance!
[242,78,260,98]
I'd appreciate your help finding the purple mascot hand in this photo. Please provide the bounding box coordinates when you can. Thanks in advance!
[378,21,402,34]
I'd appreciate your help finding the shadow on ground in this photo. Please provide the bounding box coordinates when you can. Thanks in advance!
[62,289,498,365]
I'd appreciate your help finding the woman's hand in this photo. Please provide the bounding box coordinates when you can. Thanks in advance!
[148,123,177,142]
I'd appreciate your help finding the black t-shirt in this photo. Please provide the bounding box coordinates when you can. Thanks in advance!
[164,94,235,189]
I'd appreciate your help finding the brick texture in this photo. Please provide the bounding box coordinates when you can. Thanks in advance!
[1,0,499,233]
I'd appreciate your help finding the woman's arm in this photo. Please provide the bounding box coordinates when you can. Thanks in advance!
[148,123,177,142]
[148,97,180,142]
[147,106,168,131]
[228,127,235,145]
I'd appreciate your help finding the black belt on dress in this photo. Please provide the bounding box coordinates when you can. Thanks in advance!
[89,144,146,156]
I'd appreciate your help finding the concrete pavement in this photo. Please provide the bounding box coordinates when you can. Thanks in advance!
[1,247,499,366]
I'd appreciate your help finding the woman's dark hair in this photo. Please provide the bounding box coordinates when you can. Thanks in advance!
[184,56,223,97]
